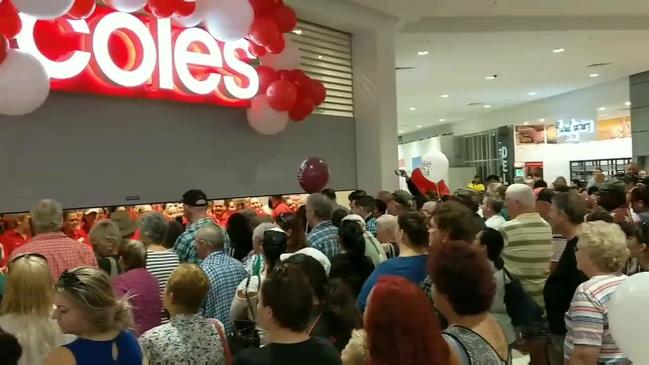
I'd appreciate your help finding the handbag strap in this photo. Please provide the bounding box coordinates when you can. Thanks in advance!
[307,313,323,336]
[211,320,232,365]
[244,275,260,320]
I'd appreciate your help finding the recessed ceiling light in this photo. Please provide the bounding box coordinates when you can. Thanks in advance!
[528,91,537,96]
[417,50,430,56]
[485,75,497,80]
[399,130,404,134]
[539,118,546,122]
[317,55,323,59]
[553,48,565,53]
[589,73,600,78]
[524,122,530,125]
[439,118,445,122]
[417,125,423,128]
[625,101,632,106]
[292,29,303,35]
[598,107,607,111]
[484,104,492,108]
[409,107,416,111]
[441,94,449,98]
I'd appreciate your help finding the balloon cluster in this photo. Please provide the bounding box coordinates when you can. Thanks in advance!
[246,0,296,56]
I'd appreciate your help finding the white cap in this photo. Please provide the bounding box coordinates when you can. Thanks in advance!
[280,247,331,276]
[341,214,367,231]
[84,208,102,215]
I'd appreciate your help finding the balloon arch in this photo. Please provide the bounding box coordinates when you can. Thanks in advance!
[0,0,327,135]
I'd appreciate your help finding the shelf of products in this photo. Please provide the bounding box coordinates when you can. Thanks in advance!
[570,158,632,184]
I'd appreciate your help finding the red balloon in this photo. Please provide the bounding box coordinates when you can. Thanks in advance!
[289,95,314,122]
[248,42,267,58]
[266,80,297,111]
[298,158,330,194]
[265,34,285,54]
[269,5,297,33]
[256,65,278,94]
[67,0,95,19]
[175,0,195,17]
[249,16,280,47]
[249,0,278,15]
[277,70,291,80]
[288,70,311,93]
[0,0,21,39]
[34,20,81,61]
[309,79,327,106]
[0,35,7,64]
[149,0,176,18]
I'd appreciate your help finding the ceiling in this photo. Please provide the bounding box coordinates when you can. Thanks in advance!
[342,0,649,134]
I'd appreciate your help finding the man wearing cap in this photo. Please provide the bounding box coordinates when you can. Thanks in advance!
[81,208,101,236]
[174,189,228,264]
[387,190,413,216]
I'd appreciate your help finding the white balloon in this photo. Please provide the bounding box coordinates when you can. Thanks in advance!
[172,0,210,27]
[420,152,450,183]
[12,0,74,19]
[609,272,649,363]
[247,95,289,136]
[260,38,301,70]
[103,0,147,13]
[203,0,253,42]
[0,50,50,116]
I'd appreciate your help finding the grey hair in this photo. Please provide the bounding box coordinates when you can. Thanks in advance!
[137,212,169,245]
[196,224,225,250]
[89,220,121,247]
[253,222,278,242]
[306,193,334,221]
[376,214,398,235]
[505,184,535,210]
[30,199,64,233]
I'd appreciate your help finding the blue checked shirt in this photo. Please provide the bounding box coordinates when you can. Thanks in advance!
[307,220,341,259]
[365,216,378,238]
[173,218,231,264]
[200,251,247,333]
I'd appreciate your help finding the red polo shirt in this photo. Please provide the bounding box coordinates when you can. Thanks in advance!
[65,229,91,249]
[272,203,292,221]
[0,230,30,266]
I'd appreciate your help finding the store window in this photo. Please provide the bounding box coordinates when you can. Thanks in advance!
[464,130,499,180]
[288,21,353,118]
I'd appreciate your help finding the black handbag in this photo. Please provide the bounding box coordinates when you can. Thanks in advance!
[503,268,543,327]
[227,276,261,354]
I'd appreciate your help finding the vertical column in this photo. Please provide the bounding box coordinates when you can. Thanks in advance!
[630,72,649,166]
[352,26,399,194]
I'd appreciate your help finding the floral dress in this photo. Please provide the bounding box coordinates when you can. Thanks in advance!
[139,313,226,365]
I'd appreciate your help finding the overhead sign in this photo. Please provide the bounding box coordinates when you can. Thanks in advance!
[13,7,260,107]
[497,126,515,185]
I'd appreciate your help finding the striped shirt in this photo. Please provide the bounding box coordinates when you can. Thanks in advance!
[500,212,553,312]
[564,274,630,364]
[146,250,179,323]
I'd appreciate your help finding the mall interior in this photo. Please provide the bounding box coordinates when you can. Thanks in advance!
[0,0,648,364]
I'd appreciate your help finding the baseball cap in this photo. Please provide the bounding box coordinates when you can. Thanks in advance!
[280,247,331,275]
[84,208,102,215]
[341,214,367,231]
[392,190,414,207]
[182,189,208,207]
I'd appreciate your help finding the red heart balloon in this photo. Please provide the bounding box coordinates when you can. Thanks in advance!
[411,168,438,196]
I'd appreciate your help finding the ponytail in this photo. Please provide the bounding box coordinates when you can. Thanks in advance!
[113,297,135,332]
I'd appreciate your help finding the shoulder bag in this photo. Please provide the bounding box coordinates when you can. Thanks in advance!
[227,275,261,354]
[503,268,543,327]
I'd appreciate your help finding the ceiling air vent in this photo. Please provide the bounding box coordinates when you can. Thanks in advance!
[468,102,486,106]
[395,66,415,71]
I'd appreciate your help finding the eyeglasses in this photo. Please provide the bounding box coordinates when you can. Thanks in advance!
[9,253,47,266]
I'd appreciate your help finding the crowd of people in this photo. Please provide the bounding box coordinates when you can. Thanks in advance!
[0,162,646,365]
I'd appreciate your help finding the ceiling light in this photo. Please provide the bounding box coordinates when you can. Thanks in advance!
[417,125,423,128]
[317,55,323,59]
[485,75,497,80]
[625,101,632,106]
[399,130,404,134]
[553,48,565,53]
[598,107,607,111]
[539,118,546,122]
[528,91,537,96]
[589,73,599,78]
[484,104,492,108]
[292,29,303,35]
[441,94,449,98]
[524,122,530,125]
[409,107,416,111]
[417,50,429,56]
[439,118,445,122]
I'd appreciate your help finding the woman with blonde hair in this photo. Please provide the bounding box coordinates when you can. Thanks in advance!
[0,254,65,365]
[564,221,631,364]
[44,267,142,365]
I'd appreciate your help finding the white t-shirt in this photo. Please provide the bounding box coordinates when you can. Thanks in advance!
[485,215,506,229]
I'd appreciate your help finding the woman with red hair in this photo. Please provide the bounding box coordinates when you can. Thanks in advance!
[364,275,456,365]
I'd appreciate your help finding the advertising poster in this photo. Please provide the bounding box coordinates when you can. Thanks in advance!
[597,117,631,140]
[515,125,546,144]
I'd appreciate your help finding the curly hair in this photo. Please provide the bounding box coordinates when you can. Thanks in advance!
[576,221,630,273]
